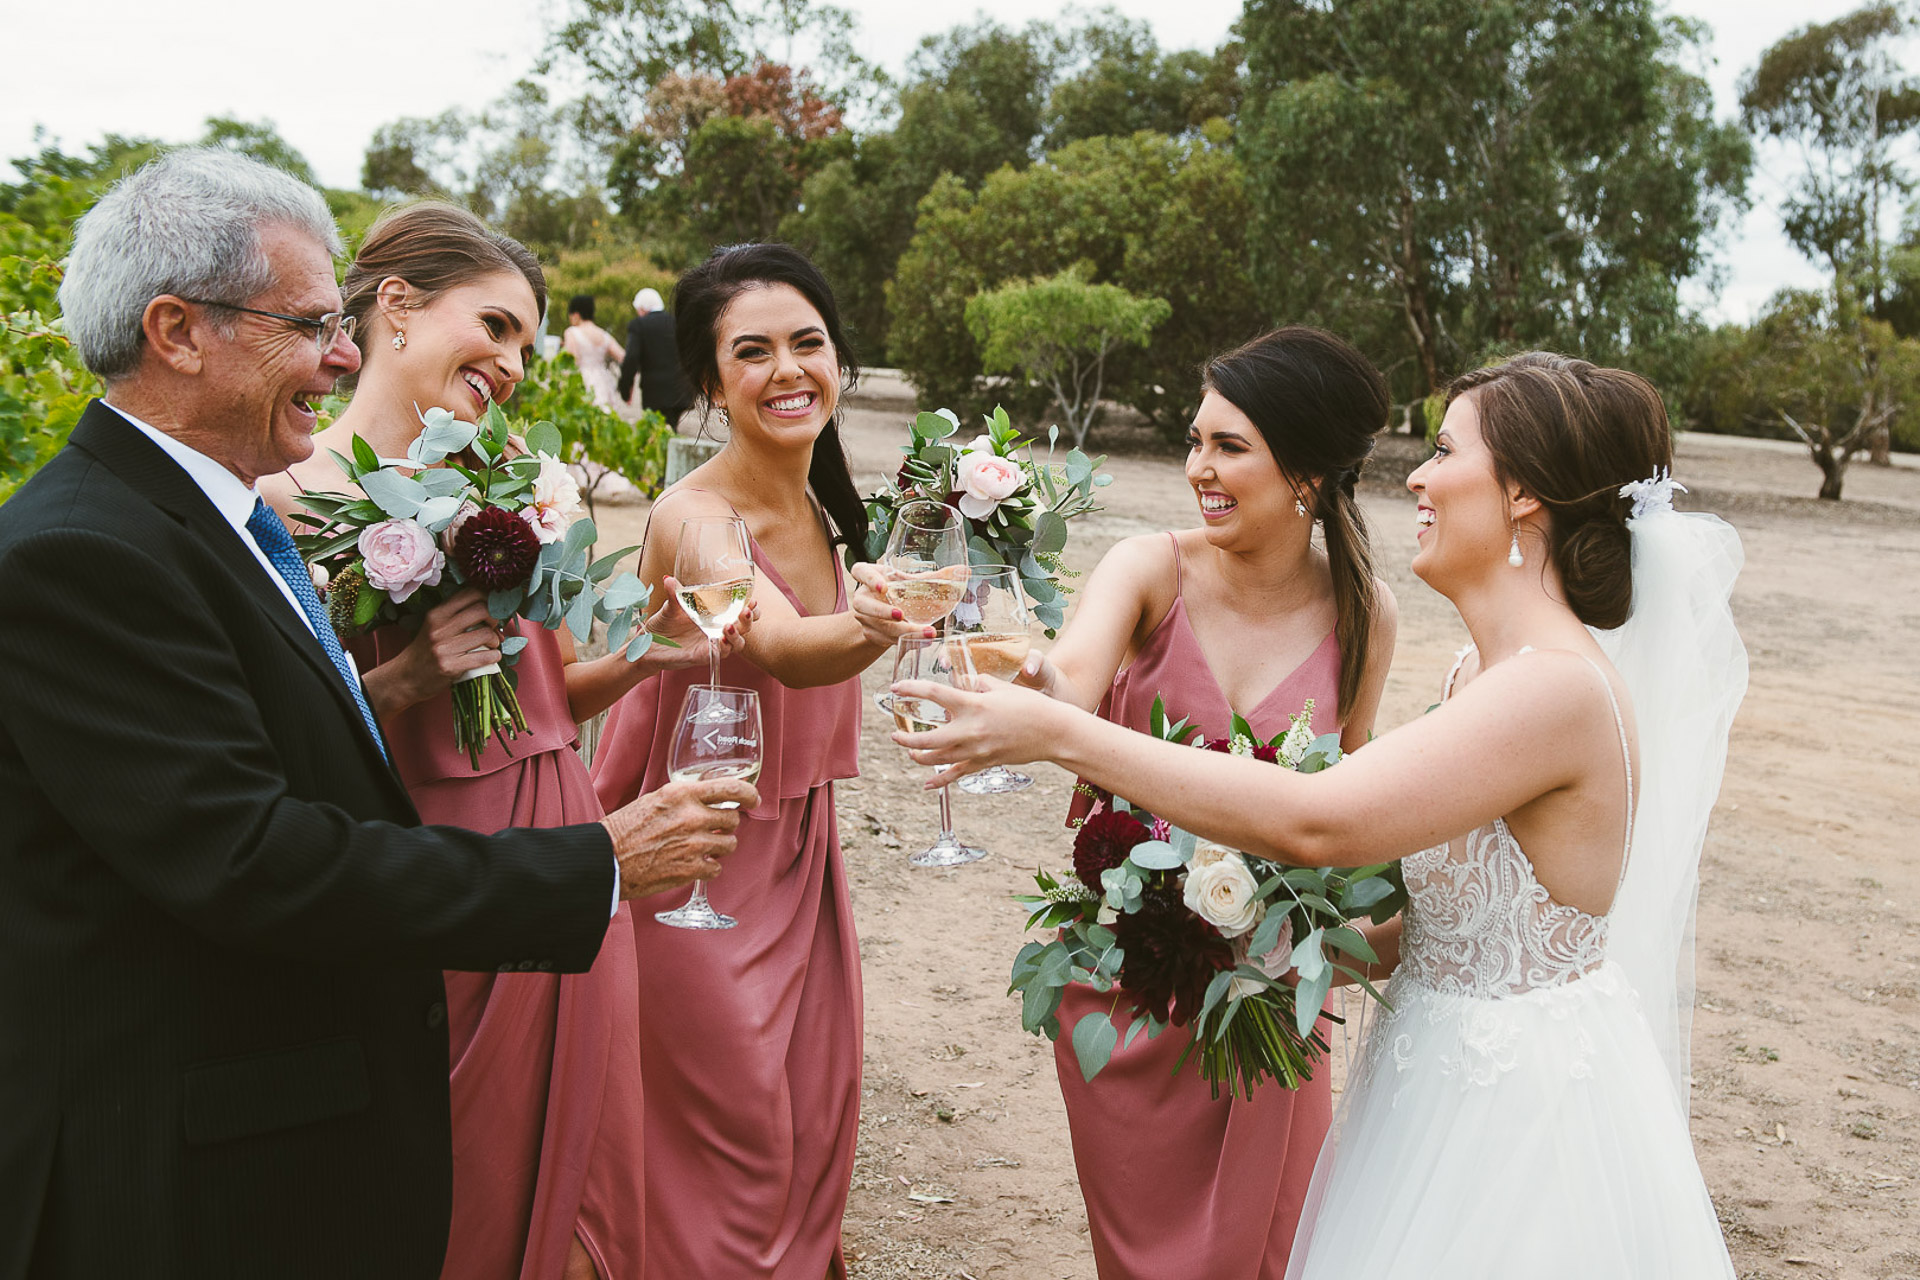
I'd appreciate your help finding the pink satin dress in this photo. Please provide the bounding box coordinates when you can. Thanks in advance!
[1058,534,1341,1280]
[590,537,863,1279]
[352,621,645,1280]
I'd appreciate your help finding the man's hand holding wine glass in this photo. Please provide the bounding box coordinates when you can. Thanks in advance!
[602,773,760,900]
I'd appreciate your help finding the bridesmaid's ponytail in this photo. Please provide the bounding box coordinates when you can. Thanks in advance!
[1204,328,1388,714]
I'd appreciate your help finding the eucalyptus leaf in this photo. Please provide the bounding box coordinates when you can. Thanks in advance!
[1290,927,1328,982]
[564,587,596,641]
[1127,840,1183,871]
[624,631,655,660]
[1294,965,1334,1038]
[1071,1010,1118,1082]
[1031,510,1068,556]
[499,635,528,657]
[487,586,525,619]
[1326,924,1379,964]
[359,469,426,519]
[414,495,462,530]
[1340,877,1396,911]
[524,420,562,458]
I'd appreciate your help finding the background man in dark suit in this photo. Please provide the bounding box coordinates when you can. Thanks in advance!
[0,149,755,1279]
[617,286,693,428]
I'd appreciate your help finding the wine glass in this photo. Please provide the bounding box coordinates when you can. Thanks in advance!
[655,685,763,931]
[877,635,986,867]
[674,516,754,716]
[880,499,970,626]
[947,565,1036,795]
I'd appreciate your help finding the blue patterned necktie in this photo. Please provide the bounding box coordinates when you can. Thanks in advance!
[245,498,389,762]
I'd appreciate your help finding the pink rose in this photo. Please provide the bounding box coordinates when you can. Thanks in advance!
[520,504,570,545]
[358,518,445,604]
[955,450,1023,519]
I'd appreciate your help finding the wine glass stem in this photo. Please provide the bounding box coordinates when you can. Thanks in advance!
[684,879,712,912]
[936,781,956,839]
[707,640,720,690]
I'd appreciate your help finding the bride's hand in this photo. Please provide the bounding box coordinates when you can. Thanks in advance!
[889,674,1059,788]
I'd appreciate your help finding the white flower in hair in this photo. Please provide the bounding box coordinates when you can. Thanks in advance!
[1618,467,1688,519]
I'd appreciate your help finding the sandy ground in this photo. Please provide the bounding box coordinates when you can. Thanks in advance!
[590,386,1920,1280]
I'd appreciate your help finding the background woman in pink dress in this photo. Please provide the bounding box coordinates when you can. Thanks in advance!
[267,203,730,1280]
[1013,327,1401,1279]
[585,243,917,1278]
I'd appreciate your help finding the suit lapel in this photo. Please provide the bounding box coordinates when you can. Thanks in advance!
[69,404,402,785]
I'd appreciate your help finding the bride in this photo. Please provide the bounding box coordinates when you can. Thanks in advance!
[895,352,1746,1278]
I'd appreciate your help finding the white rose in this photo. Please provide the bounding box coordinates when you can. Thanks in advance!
[954,450,1024,519]
[1182,841,1263,938]
[961,433,997,457]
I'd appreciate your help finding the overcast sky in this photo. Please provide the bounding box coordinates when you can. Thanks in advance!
[1,0,1882,323]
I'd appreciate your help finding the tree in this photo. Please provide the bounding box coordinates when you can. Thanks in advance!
[1685,290,1919,498]
[1,174,99,504]
[198,117,319,186]
[1742,2,1920,466]
[888,128,1263,435]
[965,264,1169,447]
[1042,12,1241,151]
[1238,0,1750,408]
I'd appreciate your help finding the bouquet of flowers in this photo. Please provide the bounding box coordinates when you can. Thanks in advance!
[852,406,1111,632]
[294,403,661,767]
[1010,697,1408,1099]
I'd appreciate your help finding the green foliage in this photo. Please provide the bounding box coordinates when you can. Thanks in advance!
[0,168,101,504]
[1042,14,1242,150]
[1679,290,1920,496]
[1239,0,1751,403]
[1740,1,1920,312]
[515,355,675,507]
[198,116,319,186]
[964,264,1170,447]
[889,129,1261,435]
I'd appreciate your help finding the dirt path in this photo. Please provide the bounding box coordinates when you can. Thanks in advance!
[592,403,1920,1280]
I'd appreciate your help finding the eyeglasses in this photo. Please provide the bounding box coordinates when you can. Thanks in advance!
[177,297,357,352]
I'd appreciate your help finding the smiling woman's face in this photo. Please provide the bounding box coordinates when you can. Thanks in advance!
[382,268,540,420]
[711,283,839,446]
[1183,389,1299,547]
[1406,393,1512,588]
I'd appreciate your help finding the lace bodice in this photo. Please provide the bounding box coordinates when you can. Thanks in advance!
[1396,648,1632,1001]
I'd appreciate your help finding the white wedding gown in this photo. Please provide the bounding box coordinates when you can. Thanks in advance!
[1286,655,1736,1279]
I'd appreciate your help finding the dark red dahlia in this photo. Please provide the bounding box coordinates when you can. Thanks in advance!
[453,505,541,591]
[1114,891,1237,1027]
[1071,808,1149,893]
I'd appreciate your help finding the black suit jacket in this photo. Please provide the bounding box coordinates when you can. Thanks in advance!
[617,310,691,411]
[0,403,612,1279]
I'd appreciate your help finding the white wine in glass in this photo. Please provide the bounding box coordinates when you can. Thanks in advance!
[675,515,754,712]
[882,636,986,867]
[948,565,1037,796]
[881,500,970,626]
[656,685,763,930]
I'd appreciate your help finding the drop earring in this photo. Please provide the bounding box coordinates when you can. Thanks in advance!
[1295,498,1308,518]
[391,329,406,351]
[1508,531,1524,568]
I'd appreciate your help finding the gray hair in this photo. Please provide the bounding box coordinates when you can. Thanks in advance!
[59,146,341,382]
[634,287,664,313]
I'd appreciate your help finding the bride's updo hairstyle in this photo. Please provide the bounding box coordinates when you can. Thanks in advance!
[673,242,867,557]
[337,202,546,390]
[1203,326,1388,713]
[1447,352,1671,630]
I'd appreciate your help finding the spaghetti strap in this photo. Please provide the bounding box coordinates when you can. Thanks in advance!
[1164,529,1183,597]
[1575,654,1636,888]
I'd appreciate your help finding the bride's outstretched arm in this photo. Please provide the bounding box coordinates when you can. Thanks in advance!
[894,646,1614,868]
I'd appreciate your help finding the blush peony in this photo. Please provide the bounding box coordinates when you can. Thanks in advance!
[954,449,1024,520]
[358,518,445,604]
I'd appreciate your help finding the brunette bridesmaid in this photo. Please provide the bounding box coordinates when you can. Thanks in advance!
[266,203,727,1280]
[583,243,916,1278]
[1009,328,1400,1278]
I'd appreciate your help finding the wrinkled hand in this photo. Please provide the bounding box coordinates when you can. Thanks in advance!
[889,674,1058,788]
[637,574,756,671]
[604,776,760,899]
[848,561,938,647]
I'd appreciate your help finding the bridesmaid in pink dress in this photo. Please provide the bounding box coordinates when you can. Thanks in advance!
[1020,328,1401,1279]
[581,244,917,1278]
[267,202,732,1280]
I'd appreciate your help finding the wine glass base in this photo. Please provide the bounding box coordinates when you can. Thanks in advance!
[957,766,1033,795]
[909,839,988,868]
[655,901,738,930]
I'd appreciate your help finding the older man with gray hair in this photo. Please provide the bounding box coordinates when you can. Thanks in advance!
[0,148,754,1279]
[617,284,692,428]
